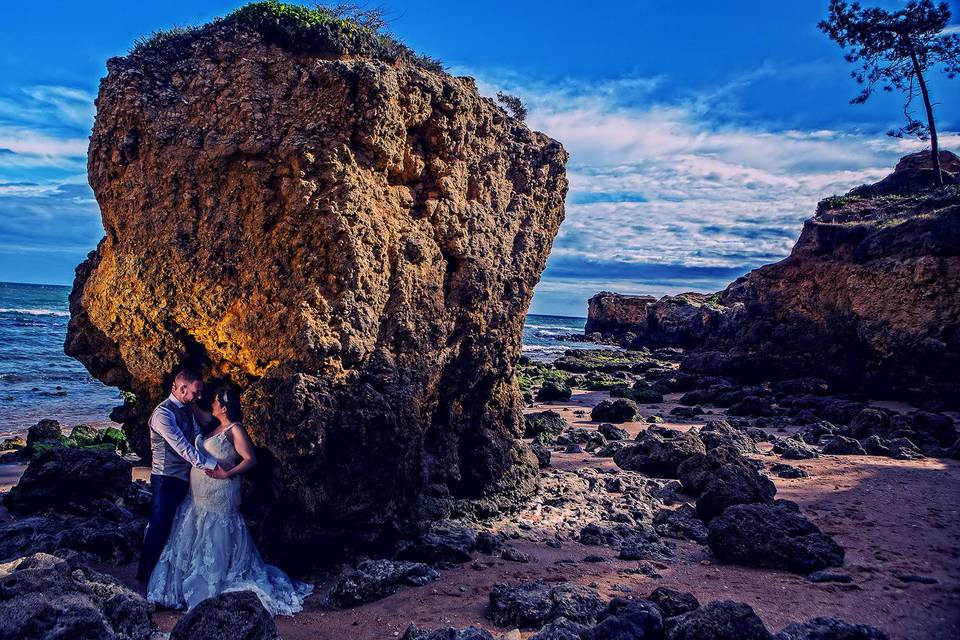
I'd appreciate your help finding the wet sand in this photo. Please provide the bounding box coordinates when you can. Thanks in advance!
[6,388,959,639]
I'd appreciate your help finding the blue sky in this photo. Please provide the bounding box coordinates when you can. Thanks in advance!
[1,1,957,316]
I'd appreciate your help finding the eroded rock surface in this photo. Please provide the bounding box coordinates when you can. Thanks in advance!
[66,9,567,565]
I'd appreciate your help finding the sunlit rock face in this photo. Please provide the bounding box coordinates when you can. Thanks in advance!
[65,11,568,566]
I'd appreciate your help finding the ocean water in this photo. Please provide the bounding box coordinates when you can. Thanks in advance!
[0,281,611,438]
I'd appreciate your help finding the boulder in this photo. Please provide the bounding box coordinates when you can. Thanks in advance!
[531,617,589,640]
[537,380,573,401]
[0,513,144,564]
[395,521,477,567]
[488,580,606,628]
[822,436,866,456]
[772,438,820,460]
[613,427,706,478]
[402,625,496,640]
[4,447,132,516]
[699,420,756,453]
[707,501,844,573]
[0,552,152,640]
[26,419,63,446]
[591,399,640,423]
[666,600,772,640]
[65,4,567,563]
[531,443,552,468]
[648,587,700,618]
[328,558,438,607]
[653,505,708,544]
[695,464,777,521]
[170,590,278,640]
[599,423,630,441]
[677,446,756,496]
[525,411,569,445]
[581,598,664,640]
[774,617,890,640]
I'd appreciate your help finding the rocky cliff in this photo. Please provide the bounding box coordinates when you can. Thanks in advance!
[65,3,568,566]
[586,151,960,408]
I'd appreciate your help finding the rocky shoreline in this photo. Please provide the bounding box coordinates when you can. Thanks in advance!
[1,347,957,639]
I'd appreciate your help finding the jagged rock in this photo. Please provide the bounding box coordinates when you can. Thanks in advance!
[4,447,132,516]
[585,291,726,349]
[488,580,605,628]
[613,427,706,478]
[65,4,567,563]
[822,436,866,456]
[774,617,889,640]
[525,411,569,445]
[792,422,838,445]
[328,558,439,607]
[531,443,552,468]
[170,590,278,640]
[699,420,756,453]
[886,437,926,460]
[501,546,530,562]
[537,380,573,401]
[580,598,664,640]
[848,409,889,440]
[666,601,772,640]
[653,505,708,544]
[648,587,700,618]
[26,419,63,446]
[707,501,844,573]
[591,399,640,423]
[475,531,505,555]
[530,617,588,640]
[0,552,152,640]
[594,440,631,458]
[770,463,809,479]
[402,624,495,640]
[772,437,820,460]
[695,464,777,521]
[599,423,630,441]
[0,513,144,564]
[556,428,607,450]
[395,521,477,567]
[677,446,756,496]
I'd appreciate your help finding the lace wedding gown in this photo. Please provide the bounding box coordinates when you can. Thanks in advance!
[146,423,314,615]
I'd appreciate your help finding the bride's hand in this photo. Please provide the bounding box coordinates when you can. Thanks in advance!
[206,464,230,479]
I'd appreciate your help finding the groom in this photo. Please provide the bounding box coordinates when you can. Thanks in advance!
[135,367,227,582]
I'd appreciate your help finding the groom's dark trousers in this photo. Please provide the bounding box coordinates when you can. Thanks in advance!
[136,473,189,581]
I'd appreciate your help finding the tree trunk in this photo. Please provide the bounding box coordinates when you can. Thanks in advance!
[907,41,943,187]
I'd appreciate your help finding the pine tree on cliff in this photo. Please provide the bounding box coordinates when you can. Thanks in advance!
[818,0,960,186]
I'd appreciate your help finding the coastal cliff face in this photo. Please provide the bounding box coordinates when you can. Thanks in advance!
[65,8,568,564]
[585,291,726,348]
[586,151,960,407]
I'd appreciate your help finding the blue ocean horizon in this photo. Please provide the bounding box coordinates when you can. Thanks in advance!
[0,281,611,438]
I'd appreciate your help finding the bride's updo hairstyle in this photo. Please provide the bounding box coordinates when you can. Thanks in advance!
[214,386,243,424]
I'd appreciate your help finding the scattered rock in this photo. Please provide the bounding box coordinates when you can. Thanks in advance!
[666,600,772,640]
[526,411,569,445]
[707,501,845,573]
[402,625,495,640]
[695,463,777,521]
[772,438,820,460]
[806,571,853,584]
[648,587,700,617]
[591,399,640,423]
[488,580,606,628]
[599,423,630,441]
[530,616,588,640]
[654,505,709,544]
[396,522,477,567]
[774,616,890,639]
[613,427,706,478]
[532,443,552,468]
[580,597,664,640]
[501,546,530,563]
[537,380,573,401]
[328,558,439,607]
[770,463,809,479]
[0,552,152,640]
[822,437,866,456]
[894,573,938,584]
[699,420,757,453]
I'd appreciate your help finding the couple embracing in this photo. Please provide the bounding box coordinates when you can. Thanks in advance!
[135,367,313,615]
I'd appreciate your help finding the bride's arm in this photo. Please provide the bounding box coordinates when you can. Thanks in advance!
[223,425,258,479]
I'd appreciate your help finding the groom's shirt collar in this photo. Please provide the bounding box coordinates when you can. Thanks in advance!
[168,393,186,409]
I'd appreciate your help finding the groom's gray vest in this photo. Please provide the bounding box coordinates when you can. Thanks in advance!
[149,397,202,481]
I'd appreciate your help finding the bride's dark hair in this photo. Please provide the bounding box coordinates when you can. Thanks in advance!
[213,385,243,424]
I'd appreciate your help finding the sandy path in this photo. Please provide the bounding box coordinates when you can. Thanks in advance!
[6,388,959,639]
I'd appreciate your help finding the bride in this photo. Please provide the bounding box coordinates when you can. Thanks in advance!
[146,386,314,615]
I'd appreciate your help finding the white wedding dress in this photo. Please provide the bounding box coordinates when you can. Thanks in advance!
[146,423,314,615]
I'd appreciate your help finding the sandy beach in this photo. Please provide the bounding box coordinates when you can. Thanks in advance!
[6,388,955,639]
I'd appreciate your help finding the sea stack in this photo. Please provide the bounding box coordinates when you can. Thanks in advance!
[65,4,568,566]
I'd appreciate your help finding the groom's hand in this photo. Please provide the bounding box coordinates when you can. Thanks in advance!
[205,464,230,479]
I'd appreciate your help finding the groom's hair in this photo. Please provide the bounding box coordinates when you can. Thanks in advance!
[172,367,202,387]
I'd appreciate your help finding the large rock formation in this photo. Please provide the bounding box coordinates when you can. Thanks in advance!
[65,4,568,567]
[585,151,960,408]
